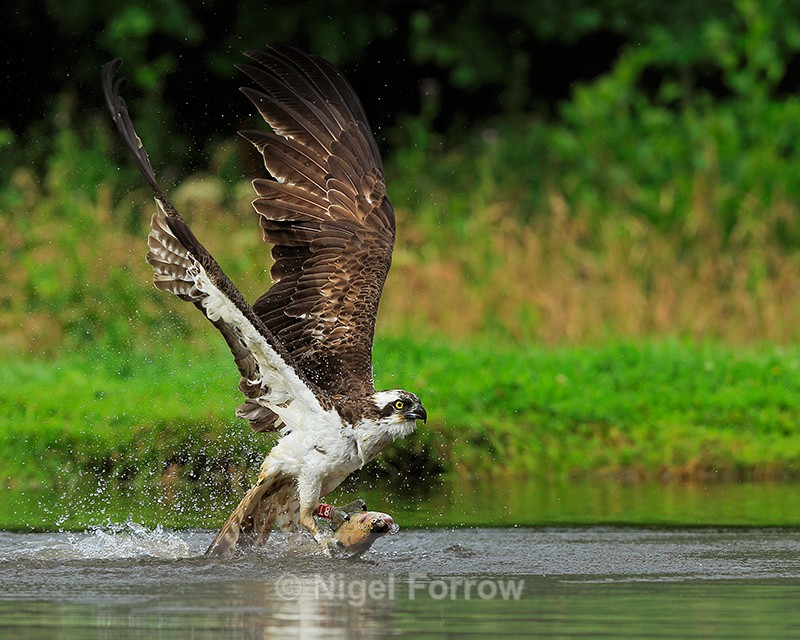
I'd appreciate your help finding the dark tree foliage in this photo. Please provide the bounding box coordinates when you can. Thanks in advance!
[3,0,800,173]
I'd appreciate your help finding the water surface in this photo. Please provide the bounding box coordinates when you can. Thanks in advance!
[4,478,800,637]
[1,524,799,638]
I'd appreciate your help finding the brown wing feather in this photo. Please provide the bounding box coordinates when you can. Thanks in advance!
[240,45,395,397]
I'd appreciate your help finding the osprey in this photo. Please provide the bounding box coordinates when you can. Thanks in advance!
[102,45,426,556]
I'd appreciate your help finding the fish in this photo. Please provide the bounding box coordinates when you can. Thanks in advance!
[308,499,398,557]
[331,509,398,557]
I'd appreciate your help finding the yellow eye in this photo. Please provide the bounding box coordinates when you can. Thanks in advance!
[394,400,405,410]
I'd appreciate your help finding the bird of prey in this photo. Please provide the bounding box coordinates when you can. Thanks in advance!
[102,45,426,556]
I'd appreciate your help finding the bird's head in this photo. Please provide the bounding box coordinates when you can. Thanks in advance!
[371,389,427,433]
[354,390,426,465]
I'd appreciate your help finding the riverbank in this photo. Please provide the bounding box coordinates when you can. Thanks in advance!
[3,338,800,499]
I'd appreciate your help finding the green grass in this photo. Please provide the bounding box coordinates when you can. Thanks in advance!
[3,337,800,498]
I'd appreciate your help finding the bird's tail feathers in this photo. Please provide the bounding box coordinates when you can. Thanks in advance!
[205,472,293,556]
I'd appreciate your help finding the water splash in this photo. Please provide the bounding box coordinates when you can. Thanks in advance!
[9,518,196,561]
[71,518,195,559]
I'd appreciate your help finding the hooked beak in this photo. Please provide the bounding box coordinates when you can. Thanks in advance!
[405,404,427,423]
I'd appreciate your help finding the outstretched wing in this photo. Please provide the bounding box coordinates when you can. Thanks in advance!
[238,45,395,398]
[102,58,331,433]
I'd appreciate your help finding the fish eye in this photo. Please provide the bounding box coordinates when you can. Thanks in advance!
[393,399,405,410]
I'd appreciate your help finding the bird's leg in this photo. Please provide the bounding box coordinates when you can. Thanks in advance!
[297,477,323,539]
[299,506,320,539]
[298,479,341,556]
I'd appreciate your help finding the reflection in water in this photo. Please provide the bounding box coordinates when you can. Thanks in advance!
[0,576,798,639]
[211,576,399,639]
[7,476,800,532]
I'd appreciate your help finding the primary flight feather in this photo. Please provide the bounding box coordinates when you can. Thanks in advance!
[102,45,426,556]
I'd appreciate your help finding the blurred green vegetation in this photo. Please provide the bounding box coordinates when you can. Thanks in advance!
[4,1,800,493]
[3,339,800,497]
